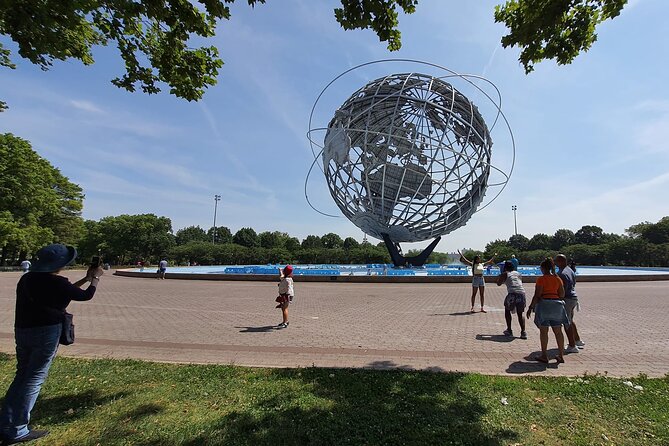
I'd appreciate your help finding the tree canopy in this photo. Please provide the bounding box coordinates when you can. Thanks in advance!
[0,0,631,110]
[628,217,669,245]
[208,226,233,244]
[575,225,605,245]
[233,227,259,248]
[175,225,209,245]
[77,214,175,264]
[0,133,84,264]
[494,0,627,73]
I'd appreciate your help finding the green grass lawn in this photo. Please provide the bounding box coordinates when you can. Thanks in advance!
[1,353,667,445]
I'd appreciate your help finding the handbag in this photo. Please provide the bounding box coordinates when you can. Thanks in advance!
[60,311,75,345]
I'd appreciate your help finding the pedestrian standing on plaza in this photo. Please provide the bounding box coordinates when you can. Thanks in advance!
[19,259,31,274]
[0,244,103,445]
[157,258,167,280]
[458,250,497,313]
[510,254,519,271]
[526,257,569,364]
[555,254,584,352]
[275,265,294,328]
[496,260,527,339]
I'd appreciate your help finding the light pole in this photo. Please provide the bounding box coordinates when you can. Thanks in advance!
[512,205,518,236]
[212,194,221,244]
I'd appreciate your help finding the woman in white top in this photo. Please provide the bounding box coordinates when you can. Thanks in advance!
[459,250,496,313]
[275,265,294,328]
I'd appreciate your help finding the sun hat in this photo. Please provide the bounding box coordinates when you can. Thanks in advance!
[30,244,77,272]
[283,265,293,275]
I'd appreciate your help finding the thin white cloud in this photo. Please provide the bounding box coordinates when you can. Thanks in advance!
[481,43,500,78]
[69,99,104,114]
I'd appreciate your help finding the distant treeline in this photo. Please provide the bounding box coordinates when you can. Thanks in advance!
[461,221,669,267]
[73,216,669,267]
[76,216,392,265]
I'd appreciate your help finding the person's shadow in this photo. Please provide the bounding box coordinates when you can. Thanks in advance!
[236,326,277,333]
[506,351,561,373]
[475,334,514,343]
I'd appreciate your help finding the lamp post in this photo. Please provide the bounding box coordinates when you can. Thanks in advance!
[212,194,221,244]
[512,205,518,236]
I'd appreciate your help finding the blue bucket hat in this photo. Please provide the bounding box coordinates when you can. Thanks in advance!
[31,244,77,272]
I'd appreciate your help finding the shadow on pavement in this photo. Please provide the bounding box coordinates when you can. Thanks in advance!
[476,334,514,343]
[506,361,550,374]
[236,326,277,333]
[364,360,417,371]
[506,350,565,374]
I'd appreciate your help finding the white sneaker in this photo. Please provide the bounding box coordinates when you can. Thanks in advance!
[565,345,580,354]
[576,340,585,348]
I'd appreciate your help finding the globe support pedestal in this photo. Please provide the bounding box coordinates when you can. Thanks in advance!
[382,234,441,268]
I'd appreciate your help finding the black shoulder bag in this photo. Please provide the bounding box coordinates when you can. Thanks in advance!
[60,311,75,345]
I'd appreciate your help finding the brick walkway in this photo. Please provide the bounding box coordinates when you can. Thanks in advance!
[1,271,667,377]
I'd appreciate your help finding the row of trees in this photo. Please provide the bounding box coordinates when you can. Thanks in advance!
[473,220,669,267]
[176,225,366,250]
[80,217,669,268]
[78,220,392,265]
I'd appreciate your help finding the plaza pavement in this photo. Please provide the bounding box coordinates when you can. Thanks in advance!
[1,271,668,377]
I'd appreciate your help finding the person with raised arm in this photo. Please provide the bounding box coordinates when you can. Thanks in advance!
[0,244,103,445]
[458,250,496,313]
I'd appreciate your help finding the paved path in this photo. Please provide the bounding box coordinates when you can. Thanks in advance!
[1,271,667,377]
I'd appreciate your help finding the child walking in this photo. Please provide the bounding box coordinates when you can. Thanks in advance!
[275,265,294,328]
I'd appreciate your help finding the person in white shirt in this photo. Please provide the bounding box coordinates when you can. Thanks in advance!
[274,265,294,328]
[496,260,527,339]
[157,259,168,280]
[458,250,496,313]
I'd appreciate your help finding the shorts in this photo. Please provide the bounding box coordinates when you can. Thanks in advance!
[504,292,526,312]
[563,298,579,318]
[534,299,571,328]
[472,276,485,287]
[159,267,166,273]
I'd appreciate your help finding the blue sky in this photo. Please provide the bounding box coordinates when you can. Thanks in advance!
[1,0,668,251]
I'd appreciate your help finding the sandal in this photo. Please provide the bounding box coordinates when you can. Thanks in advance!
[535,356,549,364]
[556,356,565,364]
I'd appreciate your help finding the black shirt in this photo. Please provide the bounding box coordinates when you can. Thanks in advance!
[15,272,96,328]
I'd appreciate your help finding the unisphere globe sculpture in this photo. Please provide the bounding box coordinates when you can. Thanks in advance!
[306,61,514,266]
